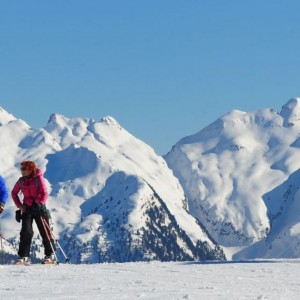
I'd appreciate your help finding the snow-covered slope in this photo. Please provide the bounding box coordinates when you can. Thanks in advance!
[165,98,300,259]
[234,169,300,259]
[1,260,300,299]
[3,97,300,261]
[0,109,224,263]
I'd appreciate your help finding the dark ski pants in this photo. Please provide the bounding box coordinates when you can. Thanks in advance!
[18,211,56,258]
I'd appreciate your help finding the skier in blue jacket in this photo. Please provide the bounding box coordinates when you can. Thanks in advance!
[0,175,8,214]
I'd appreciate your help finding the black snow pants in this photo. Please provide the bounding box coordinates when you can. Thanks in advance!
[18,205,56,258]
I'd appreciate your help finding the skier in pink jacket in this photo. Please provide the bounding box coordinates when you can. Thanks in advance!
[11,161,56,265]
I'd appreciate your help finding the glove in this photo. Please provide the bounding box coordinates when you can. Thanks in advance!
[40,206,51,219]
[15,210,22,223]
[0,202,4,214]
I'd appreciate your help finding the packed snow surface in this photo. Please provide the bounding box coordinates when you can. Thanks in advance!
[1,260,300,299]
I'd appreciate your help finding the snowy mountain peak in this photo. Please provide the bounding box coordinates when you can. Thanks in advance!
[0,107,225,263]
[100,116,122,129]
[280,97,300,127]
[0,107,17,126]
[225,109,247,119]
[165,98,300,259]
[47,113,70,128]
[4,97,300,262]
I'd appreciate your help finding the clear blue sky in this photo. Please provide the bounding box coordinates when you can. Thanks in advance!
[1,1,300,154]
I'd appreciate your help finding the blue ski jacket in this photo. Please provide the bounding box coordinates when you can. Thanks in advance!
[0,175,8,205]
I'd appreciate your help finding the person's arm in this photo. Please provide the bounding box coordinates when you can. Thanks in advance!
[37,175,48,205]
[11,181,23,209]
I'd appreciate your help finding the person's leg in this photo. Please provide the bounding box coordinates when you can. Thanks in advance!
[18,213,33,257]
[34,214,56,256]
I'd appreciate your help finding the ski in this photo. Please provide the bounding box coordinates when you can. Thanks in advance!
[15,261,30,266]
[14,262,59,266]
[42,261,58,265]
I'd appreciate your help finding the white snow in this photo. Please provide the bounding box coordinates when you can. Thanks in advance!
[165,98,300,258]
[1,260,300,299]
[1,100,300,297]
[2,98,300,264]
[0,107,222,263]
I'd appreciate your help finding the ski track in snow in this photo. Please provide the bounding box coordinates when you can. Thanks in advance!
[1,260,300,299]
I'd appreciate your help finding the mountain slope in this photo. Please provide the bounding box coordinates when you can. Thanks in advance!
[63,172,224,263]
[165,98,300,258]
[0,109,225,263]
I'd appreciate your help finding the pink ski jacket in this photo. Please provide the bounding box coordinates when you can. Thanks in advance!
[11,169,48,208]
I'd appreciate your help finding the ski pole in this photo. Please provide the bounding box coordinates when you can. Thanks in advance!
[40,216,59,264]
[35,203,59,264]
[42,218,70,263]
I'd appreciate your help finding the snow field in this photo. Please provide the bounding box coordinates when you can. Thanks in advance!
[1,259,300,299]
